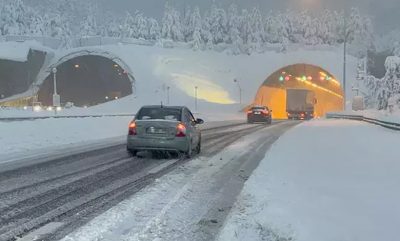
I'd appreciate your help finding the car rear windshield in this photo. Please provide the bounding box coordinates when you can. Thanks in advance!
[136,107,182,121]
[252,107,267,111]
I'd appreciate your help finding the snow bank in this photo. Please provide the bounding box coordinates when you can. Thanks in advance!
[0,116,133,159]
[0,40,52,62]
[218,119,400,241]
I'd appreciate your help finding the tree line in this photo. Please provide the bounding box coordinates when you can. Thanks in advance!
[0,0,374,55]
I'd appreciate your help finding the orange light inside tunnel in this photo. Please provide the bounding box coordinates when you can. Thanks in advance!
[296,77,343,99]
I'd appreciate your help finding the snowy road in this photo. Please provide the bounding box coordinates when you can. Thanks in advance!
[0,120,296,241]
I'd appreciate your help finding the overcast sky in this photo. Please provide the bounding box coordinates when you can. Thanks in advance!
[101,0,399,34]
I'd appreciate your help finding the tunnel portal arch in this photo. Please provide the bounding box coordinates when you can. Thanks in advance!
[253,64,344,119]
[37,50,136,107]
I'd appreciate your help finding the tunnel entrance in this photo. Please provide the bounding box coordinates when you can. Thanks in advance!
[38,55,133,107]
[253,64,344,119]
[0,50,46,101]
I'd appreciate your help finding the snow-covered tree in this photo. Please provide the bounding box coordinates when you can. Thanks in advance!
[188,7,202,43]
[208,5,227,45]
[248,7,265,51]
[303,16,320,45]
[227,4,243,54]
[366,56,400,109]
[0,0,28,35]
[161,3,184,41]
[80,14,98,37]
[148,18,160,40]
[347,8,374,57]
[182,6,193,42]
[136,14,148,39]
[44,14,72,48]
[264,13,280,44]
[190,7,203,50]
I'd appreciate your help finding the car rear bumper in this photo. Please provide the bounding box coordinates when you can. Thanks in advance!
[248,115,271,122]
[287,113,314,120]
[127,135,189,152]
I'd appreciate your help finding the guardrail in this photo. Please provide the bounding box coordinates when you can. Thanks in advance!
[0,113,135,122]
[326,113,400,131]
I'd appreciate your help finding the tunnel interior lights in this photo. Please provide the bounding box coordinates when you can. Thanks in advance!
[319,72,340,86]
[296,77,343,99]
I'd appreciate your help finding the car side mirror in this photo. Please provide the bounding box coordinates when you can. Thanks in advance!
[196,118,204,125]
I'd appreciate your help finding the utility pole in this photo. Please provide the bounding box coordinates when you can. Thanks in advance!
[52,67,60,114]
[343,10,348,111]
[195,86,198,111]
[234,79,242,105]
[166,86,170,105]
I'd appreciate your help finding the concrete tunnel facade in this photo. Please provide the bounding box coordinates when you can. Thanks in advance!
[0,49,47,103]
[0,48,136,107]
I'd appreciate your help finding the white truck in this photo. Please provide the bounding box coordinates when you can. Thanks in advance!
[286,89,315,120]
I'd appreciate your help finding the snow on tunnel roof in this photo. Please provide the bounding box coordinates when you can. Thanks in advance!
[0,40,52,62]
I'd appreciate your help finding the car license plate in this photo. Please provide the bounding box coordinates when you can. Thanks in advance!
[147,127,166,134]
[254,112,261,114]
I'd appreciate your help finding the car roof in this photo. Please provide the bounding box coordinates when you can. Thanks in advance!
[252,105,268,109]
[140,105,186,110]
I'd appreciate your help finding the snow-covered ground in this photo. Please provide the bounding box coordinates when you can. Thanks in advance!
[218,119,400,241]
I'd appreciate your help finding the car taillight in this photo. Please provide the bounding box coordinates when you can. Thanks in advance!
[128,121,137,135]
[176,123,187,137]
[247,110,252,114]
[262,110,269,115]
[301,113,305,117]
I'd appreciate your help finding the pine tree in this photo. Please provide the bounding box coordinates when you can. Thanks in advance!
[190,7,203,50]
[80,14,98,37]
[161,2,183,41]
[303,15,319,45]
[182,6,192,42]
[249,7,265,52]
[0,0,28,35]
[208,5,227,45]
[188,7,202,43]
[122,12,135,38]
[148,18,160,40]
[136,14,148,39]
[264,13,279,44]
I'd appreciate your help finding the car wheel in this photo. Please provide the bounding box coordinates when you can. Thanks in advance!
[195,138,201,154]
[184,141,193,158]
[127,148,137,157]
